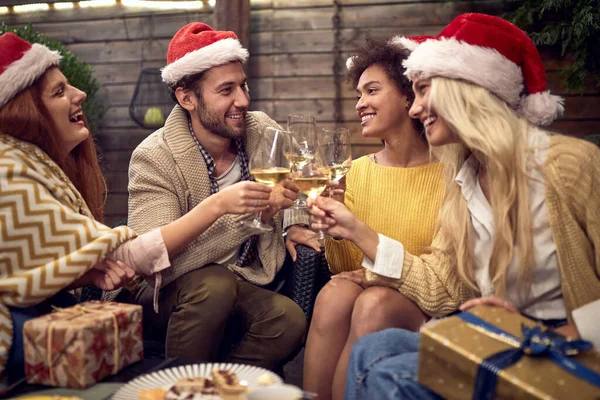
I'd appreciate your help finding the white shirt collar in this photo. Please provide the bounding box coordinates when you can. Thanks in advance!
[455,154,480,202]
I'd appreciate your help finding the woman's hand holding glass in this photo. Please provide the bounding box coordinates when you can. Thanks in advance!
[326,176,346,203]
[307,195,360,242]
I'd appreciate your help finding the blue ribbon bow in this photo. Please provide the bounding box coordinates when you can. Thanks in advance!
[457,312,600,400]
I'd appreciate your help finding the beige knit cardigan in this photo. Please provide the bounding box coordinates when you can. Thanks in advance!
[127,106,286,287]
[367,134,600,323]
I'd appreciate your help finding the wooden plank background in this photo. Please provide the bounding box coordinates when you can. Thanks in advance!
[4,0,599,225]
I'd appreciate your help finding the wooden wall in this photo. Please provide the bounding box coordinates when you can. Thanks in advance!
[4,0,600,225]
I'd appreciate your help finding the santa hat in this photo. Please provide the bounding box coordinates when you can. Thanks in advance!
[161,22,249,86]
[403,13,564,126]
[346,35,431,70]
[0,32,61,109]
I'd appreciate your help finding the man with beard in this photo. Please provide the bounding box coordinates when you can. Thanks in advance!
[125,23,307,370]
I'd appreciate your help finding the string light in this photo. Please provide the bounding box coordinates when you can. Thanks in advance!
[78,0,116,8]
[14,2,49,12]
[121,0,204,10]
[53,2,74,9]
[9,0,209,13]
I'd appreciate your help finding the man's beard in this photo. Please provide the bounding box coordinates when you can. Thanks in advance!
[196,97,246,140]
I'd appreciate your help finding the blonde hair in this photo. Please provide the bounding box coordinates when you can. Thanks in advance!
[429,77,535,298]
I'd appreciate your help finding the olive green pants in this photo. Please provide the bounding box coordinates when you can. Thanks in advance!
[128,264,306,371]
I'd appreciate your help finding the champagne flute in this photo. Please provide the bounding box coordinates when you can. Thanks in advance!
[321,127,352,196]
[240,127,291,233]
[292,146,331,241]
[286,114,317,209]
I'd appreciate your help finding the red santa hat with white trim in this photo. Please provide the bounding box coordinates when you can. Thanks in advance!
[0,32,61,109]
[161,22,249,85]
[403,13,564,126]
[346,35,431,71]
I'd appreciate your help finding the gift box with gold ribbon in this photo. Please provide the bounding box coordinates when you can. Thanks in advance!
[23,301,144,389]
[418,305,600,399]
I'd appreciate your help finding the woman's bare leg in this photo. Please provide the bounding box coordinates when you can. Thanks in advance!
[331,287,428,400]
[303,279,364,400]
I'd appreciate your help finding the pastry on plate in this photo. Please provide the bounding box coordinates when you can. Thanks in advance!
[173,377,218,394]
[138,388,166,400]
[211,369,247,400]
[257,372,275,386]
[138,377,221,400]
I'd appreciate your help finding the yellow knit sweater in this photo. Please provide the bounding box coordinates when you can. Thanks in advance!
[325,156,445,274]
[367,135,600,323]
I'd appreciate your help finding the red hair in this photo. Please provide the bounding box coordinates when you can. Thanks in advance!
[0,68,106,222]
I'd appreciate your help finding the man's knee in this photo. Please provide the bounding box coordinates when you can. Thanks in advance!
[311,279,361,334]
[175,265,238,311]
[270,295,307,346]
[255,295,307,362]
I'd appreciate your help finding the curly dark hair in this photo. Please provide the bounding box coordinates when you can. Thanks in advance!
[345,35,424,136]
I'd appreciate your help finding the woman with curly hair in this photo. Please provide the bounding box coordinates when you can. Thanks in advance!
[300,36,445,400]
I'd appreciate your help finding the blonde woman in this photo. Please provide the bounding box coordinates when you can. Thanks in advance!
[307,13,600,400]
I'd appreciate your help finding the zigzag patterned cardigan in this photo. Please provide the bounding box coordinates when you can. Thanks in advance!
[0,133,136,376]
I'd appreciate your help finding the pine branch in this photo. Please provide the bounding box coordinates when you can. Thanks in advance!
[507,0,600,92]
[0,23,107,133]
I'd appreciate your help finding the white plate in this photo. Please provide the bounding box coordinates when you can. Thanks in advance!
[112,363,282,400]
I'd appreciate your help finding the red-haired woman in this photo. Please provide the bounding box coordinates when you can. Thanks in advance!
[0,33,274,380]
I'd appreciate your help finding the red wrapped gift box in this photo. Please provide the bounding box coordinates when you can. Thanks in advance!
[23,300,143,389]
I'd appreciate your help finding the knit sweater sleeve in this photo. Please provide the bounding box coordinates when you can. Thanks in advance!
[128,136,186,234]
[366,232,478,318]
[572,141,600,276]
[546,136,600,281]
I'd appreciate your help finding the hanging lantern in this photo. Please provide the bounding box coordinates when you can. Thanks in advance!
[129,68,174,129]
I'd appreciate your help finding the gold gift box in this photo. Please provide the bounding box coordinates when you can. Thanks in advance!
[418,305,600,399]
[24,301,144,389]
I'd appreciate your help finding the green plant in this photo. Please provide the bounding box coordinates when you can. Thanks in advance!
[507,0,600,92]
[0,23,106,132]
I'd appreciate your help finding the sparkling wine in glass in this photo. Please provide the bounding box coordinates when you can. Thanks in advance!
[240,127,290,233]
[286,114,317,209]
[292,147,332,241]
[321,127,352,196]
